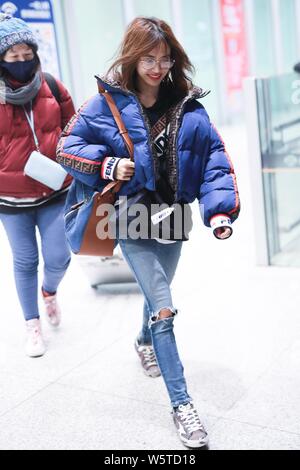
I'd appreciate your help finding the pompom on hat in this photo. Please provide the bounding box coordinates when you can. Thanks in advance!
[0,13,38,56]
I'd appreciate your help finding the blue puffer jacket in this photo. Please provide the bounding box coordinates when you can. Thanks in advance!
[57,77,240,227]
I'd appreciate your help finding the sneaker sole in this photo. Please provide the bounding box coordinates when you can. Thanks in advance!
[46,314,61,327]
[26,348,46,358]
[143,368,161,378]
[173,414,209,449]
[181,436,209,449]
[46,319,61,328]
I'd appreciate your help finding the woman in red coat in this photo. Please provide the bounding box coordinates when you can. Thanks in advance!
[0,14,75,357]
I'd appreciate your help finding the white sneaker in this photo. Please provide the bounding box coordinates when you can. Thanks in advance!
[43,294,61,327]
[25,319,46,358]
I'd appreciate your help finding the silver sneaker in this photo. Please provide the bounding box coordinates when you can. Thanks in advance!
[134,339,161,378]
[172,402,209,449]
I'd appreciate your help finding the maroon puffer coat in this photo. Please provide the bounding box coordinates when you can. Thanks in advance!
[0,76,75,198]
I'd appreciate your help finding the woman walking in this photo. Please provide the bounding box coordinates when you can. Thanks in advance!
[0,14,75,357]
[57,17,240,448]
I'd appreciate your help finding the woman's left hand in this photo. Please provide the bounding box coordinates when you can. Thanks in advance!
[115,159,135,181]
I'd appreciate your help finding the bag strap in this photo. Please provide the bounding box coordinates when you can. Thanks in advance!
[97,83,134,161]
[44,72,61,104]
[97,82,134,195]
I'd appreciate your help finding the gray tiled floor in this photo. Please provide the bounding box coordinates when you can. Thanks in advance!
[209,419,300,450]
[1,126,300,450]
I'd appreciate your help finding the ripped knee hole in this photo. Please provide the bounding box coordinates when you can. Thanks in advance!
[152,309,175,322]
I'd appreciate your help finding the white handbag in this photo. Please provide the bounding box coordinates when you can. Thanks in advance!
[24,151,67,191]
[22,103,67,191]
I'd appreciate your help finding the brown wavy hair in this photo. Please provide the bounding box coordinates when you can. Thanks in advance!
[107,17,195,101]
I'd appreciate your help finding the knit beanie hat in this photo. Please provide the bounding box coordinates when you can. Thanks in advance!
[0,13,38,56]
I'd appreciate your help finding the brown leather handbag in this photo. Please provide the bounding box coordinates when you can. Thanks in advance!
[78,83,134,256]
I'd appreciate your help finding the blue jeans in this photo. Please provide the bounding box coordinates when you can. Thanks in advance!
[0,199,71,321]
[119,238,192,408]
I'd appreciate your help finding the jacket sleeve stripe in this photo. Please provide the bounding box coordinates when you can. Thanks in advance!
[212,123,240,218]
[57,144,102,174]
[56,99,102,175]
[63,100,89,137]
[58,148,101,166]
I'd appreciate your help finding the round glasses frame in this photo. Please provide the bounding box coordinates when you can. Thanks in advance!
[140,58,175,71]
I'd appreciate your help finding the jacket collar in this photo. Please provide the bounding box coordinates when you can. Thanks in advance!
[95,75,129,95]
[95,74,210,101]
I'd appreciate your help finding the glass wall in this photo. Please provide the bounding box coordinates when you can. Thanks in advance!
[279,0,298,72]
[133,0,172,22]
[56,0,300,122]
[250,0,298,77]
[252,0,276,77]
[63,0,125,104]
[256,73,300,266]
[180,0,219,121]
[51,0,72,88]
[61,0,219,118]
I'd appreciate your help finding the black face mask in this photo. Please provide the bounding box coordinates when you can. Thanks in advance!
[0,57,38,83]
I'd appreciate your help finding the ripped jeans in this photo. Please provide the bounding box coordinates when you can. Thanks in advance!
[119,238,192,408]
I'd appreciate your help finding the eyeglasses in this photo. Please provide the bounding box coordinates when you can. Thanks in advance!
[140,57,175,70]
